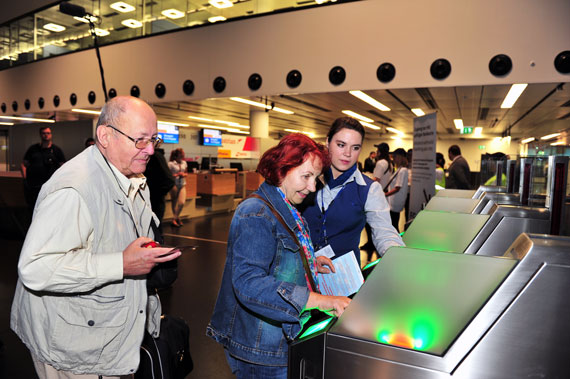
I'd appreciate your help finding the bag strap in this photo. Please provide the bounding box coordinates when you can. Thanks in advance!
[384,167,401,190]
[248,193,319,293]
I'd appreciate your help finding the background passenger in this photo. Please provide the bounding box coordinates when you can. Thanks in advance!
[363,150,376,173]
[207,133,350,379]
[145,147,175,231]
[372,142,393,189]
[168,148,187,227]
[446,144,471,189]
[302,118,403,267]
[435,152,446,189]
[384,148,409,232]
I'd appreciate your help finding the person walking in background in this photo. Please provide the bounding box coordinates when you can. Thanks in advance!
[302,118,403,267]
[404,148,413,223]
[11,96,180,378]
[446,144,471,189]
[372,142,393,189]
[145,147,175,231]
[384,148,409,232]
[168,148,188,227]
[435,152,446,190]
[21,126,66,209]
[207,134,350,379]
[363,151,376,173]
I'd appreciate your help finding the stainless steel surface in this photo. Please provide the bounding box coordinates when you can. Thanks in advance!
[291,234,570,378]
[474,186,507,199]
[519,157,534,205]
[482,192,522,206]
[546,155,568,235]
[434,189,477,199]
[424,197,481,213]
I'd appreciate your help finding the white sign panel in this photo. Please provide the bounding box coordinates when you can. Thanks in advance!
[410,113,437,219]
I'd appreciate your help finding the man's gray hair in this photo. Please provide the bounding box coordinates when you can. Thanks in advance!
[96,98,128,127]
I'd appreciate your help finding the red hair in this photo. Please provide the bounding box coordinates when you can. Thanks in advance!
[257,133,330,186]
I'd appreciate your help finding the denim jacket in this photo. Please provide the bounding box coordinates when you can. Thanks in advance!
[206,182,311,366]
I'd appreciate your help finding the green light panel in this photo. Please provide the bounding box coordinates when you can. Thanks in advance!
[402,211,489,253]
[299,317,334,340]
[331,248,516,355]
[424,197,480,213]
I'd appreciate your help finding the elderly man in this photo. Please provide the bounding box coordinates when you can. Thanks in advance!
[11,96,180,378]
[446,144,471,189]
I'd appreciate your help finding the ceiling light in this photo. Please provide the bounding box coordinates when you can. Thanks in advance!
[72,108,101,115]
[158,120,189,127]
[43,23,66,32]
[161,9,185,19]
[0,122,14,125]
[390,136,402,141]
[284,129,315,138]
[385,127,404,136]
[360,121,380,130]
[94,28,110,37]
[0,115,55,123]
[349,90,390,111]
[540,132,561,140]
[500,83,528,109]
[110,2,136,13]
[208,16,227,23]
[209,0,233,9]
[35,29,50,36]
[550,141,565,146]
[453,119,464,129]
[198,124,248,134]
[521,137,535,144]
[411,108,425,116]
[121,19,143,28]
[341,110,374,123]
[230,97,294,114]
[474,127,483,137]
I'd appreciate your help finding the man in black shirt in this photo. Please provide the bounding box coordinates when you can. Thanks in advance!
[21,126,66,208]
[363,151,376,173]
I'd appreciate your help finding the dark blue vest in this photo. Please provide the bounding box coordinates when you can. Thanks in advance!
[302,175,374,265]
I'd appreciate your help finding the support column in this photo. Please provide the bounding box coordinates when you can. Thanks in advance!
[250,109,269,138]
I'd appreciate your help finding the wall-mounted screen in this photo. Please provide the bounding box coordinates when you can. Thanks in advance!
[200,128,222,146]
[157,122,179,144]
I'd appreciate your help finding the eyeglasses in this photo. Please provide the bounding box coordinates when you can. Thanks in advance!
[107,125,162,149]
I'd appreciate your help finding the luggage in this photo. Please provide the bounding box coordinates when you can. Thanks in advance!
[136,315,193,379]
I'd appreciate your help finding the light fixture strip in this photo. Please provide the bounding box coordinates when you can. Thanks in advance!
[230,97,294,115]
[550,141,565,146]
[0,115,55,123]
[0,122,14,125]
[360,121,380,130]
[500,83,528,109]
[341,110,374,123]
[349,90,391,112]
[72,108,101,115]
[385,126,404,136]
[521,137,536,144]
[540,132,561,140]
[158,120,189,127]
[453,119,464,129]
[411,108,425,117]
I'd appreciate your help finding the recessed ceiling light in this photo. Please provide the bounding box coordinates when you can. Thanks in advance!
[161,9,185,19]
[208,16,227,23]
[550,141,565,146]
[72,108,101,115]
[51,41,67,47]
[94,28,110,37]
[209,0,233,9]
[110,2,136,13]
[474,127,483,137]
[540,132,561,140]
[501,83,528,109]
[121,19,143,28]
[385,127,404,136]
[411,108,425,116]
[43,23,66,32]
[35,29,50,36]
[230,97,294,115]
[453,119,464,129]
[349,90,390,111]
[341,110,374,123]
[360,121,380,130]
[0,115,55,123]
[0,122,14,125]
[73,15,98,23]
[521,137,535,144]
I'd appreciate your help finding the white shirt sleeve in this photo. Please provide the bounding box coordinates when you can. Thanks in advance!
[365,181,405,256]
[18,188,124,293]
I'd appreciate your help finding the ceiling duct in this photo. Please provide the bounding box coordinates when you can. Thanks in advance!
[478,107,489,120]
[416,88,439,110]
[367,109,392,122]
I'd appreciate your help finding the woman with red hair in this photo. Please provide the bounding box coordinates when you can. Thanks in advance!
[207,133,351,378]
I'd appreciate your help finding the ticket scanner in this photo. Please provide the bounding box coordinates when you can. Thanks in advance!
[289,233,570,379]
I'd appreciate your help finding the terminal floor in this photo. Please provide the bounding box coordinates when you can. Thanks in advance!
[0,210,389,378]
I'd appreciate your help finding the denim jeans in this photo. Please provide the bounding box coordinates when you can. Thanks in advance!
[225,350,287,379]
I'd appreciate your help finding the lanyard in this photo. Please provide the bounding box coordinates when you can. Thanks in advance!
[318,184,346,248]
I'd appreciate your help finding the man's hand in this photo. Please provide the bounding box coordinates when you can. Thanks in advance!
[316,256,336,274]
[123,237,181,276]
[305,292,351,317]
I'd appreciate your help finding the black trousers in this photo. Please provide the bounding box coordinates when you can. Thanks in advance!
[390,210,401,233]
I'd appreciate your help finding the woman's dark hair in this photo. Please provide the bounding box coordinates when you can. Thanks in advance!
[436,152,445,168]
[169,148,184,161]
[257,133,330,186]
[326,117,365,143]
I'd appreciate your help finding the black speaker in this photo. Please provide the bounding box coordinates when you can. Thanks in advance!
[38,97,45,109]
[554,50,570,74]
[53,95,60,107]
[376,62,396,83]
[286,69,302,88]
[213,77,226,93]
[70,93,77,106]
[248,73,262,91]
[489,54,512,77]
[1,103,5,113]
[329,66,346,85]
[430,58,451,80]
[183,80,195,95]
[88,91,96,104]
[155,83,166,98]
[108,88,117,99]
[11,101,18,112]
[130,85,140,97]
[24,99,31,110]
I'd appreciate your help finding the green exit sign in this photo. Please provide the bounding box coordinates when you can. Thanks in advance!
[460,127,473,134]
[479,145,486,150]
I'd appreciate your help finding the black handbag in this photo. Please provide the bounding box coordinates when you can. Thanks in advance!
[147,219,178,292]
[136,315,194,379]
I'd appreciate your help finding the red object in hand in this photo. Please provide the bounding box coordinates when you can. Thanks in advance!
[142,241,159,248]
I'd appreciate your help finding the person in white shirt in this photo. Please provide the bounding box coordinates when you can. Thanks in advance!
[384,148,409,232]
[372,142,393,189]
